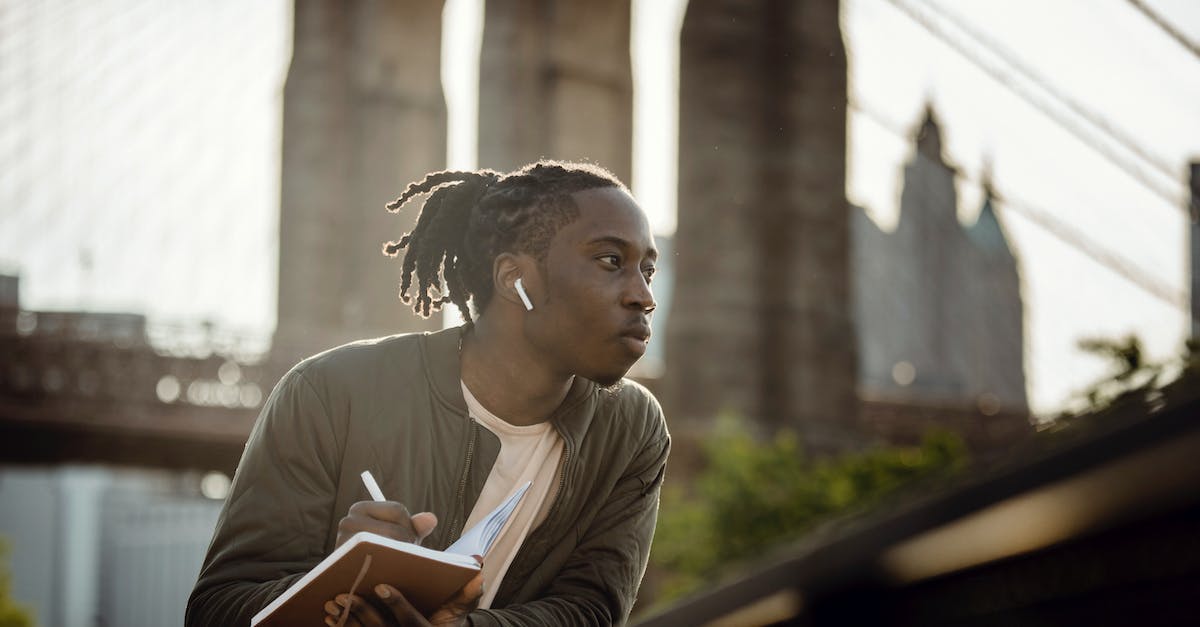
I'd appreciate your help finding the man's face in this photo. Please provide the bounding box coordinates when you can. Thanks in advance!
[523,187,658,386]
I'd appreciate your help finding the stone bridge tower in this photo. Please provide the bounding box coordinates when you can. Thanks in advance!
[665,0,858,449]
[479,0,634,184]
[275,0,447,364]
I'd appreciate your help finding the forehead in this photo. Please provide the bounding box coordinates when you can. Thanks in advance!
[552,187,656,253]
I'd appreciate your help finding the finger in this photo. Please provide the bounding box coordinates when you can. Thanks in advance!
[326,595,360,627]
[347,501,418,525]
[339,516,421,543]
[426,571,485,625]
[439,569,484,612]
[373,584,428,625]
[342,593,389,627]
[325,615,363,627]
[410,512,438,542]
[446,571,485,610]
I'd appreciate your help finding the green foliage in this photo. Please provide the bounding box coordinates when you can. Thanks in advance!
[1058,336,1200,422]
[0,540,34,627]
[650,419,967,603]
[1068,335,1163,414]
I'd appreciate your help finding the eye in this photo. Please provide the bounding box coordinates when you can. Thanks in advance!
[642,266,656,283]
[597,254,621,269]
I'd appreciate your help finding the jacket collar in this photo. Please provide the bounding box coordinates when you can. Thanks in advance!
[420,325,597,442]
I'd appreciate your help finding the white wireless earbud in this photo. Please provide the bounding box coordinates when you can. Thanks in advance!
[514,277,534,311]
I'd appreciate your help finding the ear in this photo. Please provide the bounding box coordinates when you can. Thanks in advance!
[492,252,538,309]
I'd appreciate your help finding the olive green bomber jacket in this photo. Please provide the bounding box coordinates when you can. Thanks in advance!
[186,327,670,626]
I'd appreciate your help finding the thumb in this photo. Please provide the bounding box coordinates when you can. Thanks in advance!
[411,511,438,542]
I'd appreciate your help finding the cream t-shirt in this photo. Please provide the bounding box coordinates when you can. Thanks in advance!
[460,382,564,608]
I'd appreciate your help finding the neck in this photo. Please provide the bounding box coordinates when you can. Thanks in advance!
[459,315,573,426]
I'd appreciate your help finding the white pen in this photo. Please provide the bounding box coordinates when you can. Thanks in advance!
[360,470,386,502]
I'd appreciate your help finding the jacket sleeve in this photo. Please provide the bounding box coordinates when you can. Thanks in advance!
[186,368,344,627]
[469,406,671,627]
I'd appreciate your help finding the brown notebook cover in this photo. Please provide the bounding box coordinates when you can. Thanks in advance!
[250,532,479,626]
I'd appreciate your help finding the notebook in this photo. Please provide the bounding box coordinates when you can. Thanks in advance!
[250,481,531,625]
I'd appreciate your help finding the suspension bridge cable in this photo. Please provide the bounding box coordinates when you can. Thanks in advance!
[1125,0,1200,61]
[912,0,1181,180]
[876,0,1189,213]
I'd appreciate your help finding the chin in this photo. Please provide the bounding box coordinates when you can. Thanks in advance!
[593,373,626,389]
[587,364,632,389]
[578,350,639,388]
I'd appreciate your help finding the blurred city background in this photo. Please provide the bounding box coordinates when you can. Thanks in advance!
[1,0,1198,625]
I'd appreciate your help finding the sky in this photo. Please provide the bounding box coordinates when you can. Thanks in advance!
[838,0,1199,415]
[0,0,1197,415]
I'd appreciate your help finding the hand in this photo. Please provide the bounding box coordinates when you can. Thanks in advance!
[322,560,485,627]
[335,501,438,549]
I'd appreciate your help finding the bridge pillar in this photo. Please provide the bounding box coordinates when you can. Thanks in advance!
[665,0,858,450]
[478,0,633,183]
[276,0,446,364]
[1190,162,1199,340]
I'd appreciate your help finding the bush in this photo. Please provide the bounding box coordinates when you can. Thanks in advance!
[0,540,34,627]
[649,418,967,603]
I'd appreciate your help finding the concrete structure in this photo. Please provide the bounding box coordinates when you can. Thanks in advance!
[0,275,17,308]
[0,294,262,474]
[478,0,633,183]
[854,109,1027,413]
[276,0,447,364]
[666,0,858,448]
[1190,162,1199,339]
[0,465,222,627]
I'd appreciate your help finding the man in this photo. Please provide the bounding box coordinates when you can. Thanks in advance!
[186,161,670,626]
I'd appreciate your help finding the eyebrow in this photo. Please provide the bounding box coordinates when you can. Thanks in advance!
[586,235,659,261]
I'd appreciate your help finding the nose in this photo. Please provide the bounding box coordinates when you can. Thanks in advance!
[623,272,656,314]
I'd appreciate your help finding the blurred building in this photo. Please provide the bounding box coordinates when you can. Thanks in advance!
[854,109,1027,413]
[0,466,222,627]
[0,272,258,626]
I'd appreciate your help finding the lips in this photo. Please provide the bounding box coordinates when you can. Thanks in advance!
[619,323,652,355]
[621,323,651,343]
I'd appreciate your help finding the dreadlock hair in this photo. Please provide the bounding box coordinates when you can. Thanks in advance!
[382,160,627,325]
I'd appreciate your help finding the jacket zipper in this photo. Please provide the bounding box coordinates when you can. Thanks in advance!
[494,423,574,601]
[546,426,573,527]
[536,420,574,537]
[448,419,478,543]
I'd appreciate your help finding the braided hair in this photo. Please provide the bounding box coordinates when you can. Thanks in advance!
[383,160,627,324]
